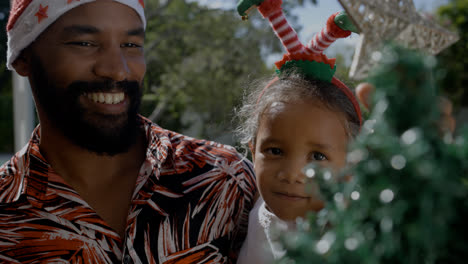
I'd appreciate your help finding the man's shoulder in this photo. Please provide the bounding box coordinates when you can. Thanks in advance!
[147,121,255,181]
[174,131,250,166]
[0,153,19,182]
[0,153,25,204]
[149,121,249,164]
[173,132,242,159]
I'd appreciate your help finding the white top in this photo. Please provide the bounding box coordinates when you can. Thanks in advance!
[237,197,294,264]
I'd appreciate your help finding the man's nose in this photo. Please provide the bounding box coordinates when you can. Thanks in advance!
[93,46,129,82]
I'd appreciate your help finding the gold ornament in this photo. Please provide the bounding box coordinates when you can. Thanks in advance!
[338,0,460,80]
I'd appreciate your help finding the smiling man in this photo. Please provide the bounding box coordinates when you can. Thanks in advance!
[0,1,256,263]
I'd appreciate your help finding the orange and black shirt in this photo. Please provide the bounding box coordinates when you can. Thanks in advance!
[0,116,257,263]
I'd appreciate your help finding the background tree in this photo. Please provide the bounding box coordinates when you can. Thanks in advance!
[141,0,287,143]
[0,1,13,153]
[436,0,468,107]
[138,0,321,143]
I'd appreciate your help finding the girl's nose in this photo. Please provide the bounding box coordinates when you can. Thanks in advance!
[277,160,306,184]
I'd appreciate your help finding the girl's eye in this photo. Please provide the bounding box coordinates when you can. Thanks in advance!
[311,152,327,161]
[265,147,283,156]
[122,43,142,48]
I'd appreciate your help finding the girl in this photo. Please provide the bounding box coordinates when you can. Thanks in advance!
[234,1,362,262]
[235,72,361,263]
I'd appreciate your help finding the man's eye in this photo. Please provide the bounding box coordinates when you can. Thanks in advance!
[265,148,283,156]
[67,41,93,47]
[311,152,327,161]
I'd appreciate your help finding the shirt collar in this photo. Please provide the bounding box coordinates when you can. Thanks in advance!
[0,115,172,205]
[140,115,171,169]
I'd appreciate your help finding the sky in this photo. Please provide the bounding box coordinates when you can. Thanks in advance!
[192,0,450,65]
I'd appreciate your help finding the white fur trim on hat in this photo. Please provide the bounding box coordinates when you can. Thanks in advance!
[7,0,146,71]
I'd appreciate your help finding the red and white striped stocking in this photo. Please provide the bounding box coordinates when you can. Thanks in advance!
[308,26,338,54]
[265,9,306,54]
[307,12,351,54]
[257,0,307,54]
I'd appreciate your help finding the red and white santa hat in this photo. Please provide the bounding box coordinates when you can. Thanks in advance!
[6,0,146,70]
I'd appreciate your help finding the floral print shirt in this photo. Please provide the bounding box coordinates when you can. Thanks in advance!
[0,116,257,264]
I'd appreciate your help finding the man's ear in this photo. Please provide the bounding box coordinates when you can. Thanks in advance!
[12,49,32,77]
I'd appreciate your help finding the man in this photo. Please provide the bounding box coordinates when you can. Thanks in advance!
[0,1,256,263]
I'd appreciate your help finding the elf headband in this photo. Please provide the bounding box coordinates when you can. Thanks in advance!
[238,0,362,126]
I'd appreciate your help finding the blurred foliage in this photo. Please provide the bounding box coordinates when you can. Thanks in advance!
[0,1,13,153]
[141,0,321,143]
[0,2,9,91]
[281,45,468,264]
[334,51,358,90]
[436,0,468,107]
[142,0,283,143]
[0,95,13,153]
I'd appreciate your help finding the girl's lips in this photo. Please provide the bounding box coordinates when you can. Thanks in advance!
[273,192,310,201]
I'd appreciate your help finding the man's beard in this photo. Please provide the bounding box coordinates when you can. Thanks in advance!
[30,56,143,156]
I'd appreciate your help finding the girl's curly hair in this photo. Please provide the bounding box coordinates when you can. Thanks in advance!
[235,72,360,151]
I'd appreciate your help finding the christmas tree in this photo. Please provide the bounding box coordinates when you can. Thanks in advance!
[280,45,468,264]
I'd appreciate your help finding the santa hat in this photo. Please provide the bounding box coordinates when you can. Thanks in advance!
[6,0,146,70]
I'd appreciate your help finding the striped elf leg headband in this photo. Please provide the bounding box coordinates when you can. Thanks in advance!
[238,0,363,126]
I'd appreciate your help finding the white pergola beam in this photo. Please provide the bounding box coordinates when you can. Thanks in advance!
[12,72,35,152]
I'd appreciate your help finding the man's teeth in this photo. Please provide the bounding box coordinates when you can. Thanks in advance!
[86,92,125,104]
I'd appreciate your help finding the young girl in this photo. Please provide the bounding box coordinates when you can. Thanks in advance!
[235,73,361,263]
[235,1,362,262]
